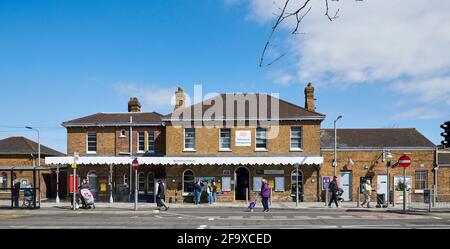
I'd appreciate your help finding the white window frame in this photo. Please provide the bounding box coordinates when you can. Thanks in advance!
[183,128,196,152]
[255,127,268,152]
[182,169,195,196]
[219,128,232,151]
[86,132,97,154]
[120,129,126,138]
[290,126,303,152]
[137,131,145,153]
[147,131,156,154]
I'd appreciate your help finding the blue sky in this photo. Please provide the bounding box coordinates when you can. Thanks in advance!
[0,0,449,153]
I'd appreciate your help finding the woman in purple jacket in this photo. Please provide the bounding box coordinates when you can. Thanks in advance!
[260,179,270,212]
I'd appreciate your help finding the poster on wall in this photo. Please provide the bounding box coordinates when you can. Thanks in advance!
[235,130,251,146]
[253,177,262,191]
[221,177,231,192]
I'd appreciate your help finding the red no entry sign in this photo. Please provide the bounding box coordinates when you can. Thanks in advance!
[398,155,411,168]
[131,158,139,170]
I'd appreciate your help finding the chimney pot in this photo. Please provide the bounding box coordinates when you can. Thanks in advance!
[174,87,186,110]
[128,97,141,112]
[304,82,315,111]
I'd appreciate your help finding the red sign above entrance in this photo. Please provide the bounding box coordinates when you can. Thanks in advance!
[398,155,411,168]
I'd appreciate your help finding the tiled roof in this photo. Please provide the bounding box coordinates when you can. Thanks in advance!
[0,136,64,156]
[321,128,436,149]
[62,112,164,127]
[163,93,325,121]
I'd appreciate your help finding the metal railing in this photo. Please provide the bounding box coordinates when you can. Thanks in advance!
[408,186,450,212]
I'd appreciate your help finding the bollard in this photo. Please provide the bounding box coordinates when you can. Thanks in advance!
[270,188,272,205]
[357,187,360,208]
[245,188,248,204]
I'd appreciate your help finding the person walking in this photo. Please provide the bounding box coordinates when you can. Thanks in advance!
[156,180,169,211]
[260,179,270,212]
[12,180,21,208]
[206,181,213,205]
[193,180,203,205]
[211,180,217,204]
[361,179,372,208]
[328,176,339,208]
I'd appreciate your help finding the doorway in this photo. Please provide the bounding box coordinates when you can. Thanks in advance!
[340,171,352,201]
[377,174,388,202]
[235,167,249,200]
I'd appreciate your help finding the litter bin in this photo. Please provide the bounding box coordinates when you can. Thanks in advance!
[376,194,385,208]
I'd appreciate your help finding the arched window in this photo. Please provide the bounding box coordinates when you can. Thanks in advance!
[138,172,145,194]
[87,171,98,191]
[183,170,194,195]
[291,169,304,194]
[147,172,155,194]
[1,172,7,191]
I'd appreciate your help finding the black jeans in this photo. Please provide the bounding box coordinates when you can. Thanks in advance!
[261,197,269,211]
[13,195,19,208]
[328,191,339,207]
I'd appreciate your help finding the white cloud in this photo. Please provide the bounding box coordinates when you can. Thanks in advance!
[391,107,445,121]
[114,83,177,113]
[236,0,450,121]
[269,71,294,86]
[391,76,450,105]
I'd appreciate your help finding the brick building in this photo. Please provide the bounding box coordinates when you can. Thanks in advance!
[46,83,447,204]
[320,129,439,203]
[0,136,64,200]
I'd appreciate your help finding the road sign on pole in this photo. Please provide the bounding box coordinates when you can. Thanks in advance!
[73,152,79,211]
[398,155,411,211]
[131,158,139,211]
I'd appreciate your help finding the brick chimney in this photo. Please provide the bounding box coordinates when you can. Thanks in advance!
[304,82,315,111]
[128,97,141,112]
[174,87,185,110]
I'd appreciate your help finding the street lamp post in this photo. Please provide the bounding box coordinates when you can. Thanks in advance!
[333,116,342,177]
[385,151,393,206]
[25,127,40,167]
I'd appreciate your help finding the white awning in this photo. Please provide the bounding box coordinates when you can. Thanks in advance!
[45,156,323,166]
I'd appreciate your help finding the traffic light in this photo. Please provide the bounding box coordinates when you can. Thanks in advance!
[441,121,450,148]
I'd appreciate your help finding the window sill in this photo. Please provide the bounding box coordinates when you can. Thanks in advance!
[219,148,232,152]
[86,152,96,155]
[290,148,303,152]
[119,135,126,138]
[255,148,269,152]
[183,149,196,152]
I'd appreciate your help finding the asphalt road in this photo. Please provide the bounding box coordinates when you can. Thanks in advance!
[1,207,450,229]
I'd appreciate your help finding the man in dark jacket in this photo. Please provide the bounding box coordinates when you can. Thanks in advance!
[156,180,169,211]
[193,180,203,205]
[328,176,339,208]
[12,180,21,208]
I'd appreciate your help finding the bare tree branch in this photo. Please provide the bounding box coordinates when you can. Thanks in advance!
[259,0,363,67]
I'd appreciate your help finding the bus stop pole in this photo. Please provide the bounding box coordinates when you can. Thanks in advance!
[73,168,77,211]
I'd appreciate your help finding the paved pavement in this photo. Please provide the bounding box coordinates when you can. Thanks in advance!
[0,202,449,229]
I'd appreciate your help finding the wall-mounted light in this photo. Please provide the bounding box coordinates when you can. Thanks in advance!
[364,164,369,170]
